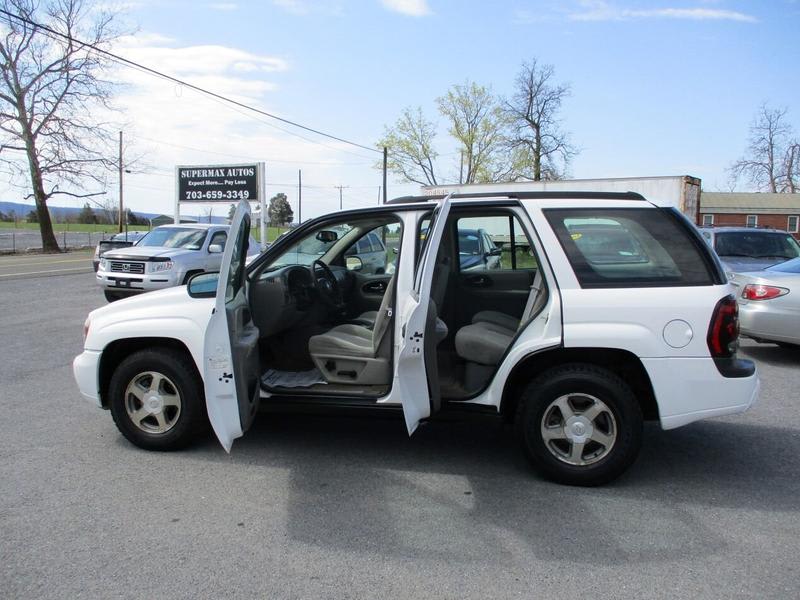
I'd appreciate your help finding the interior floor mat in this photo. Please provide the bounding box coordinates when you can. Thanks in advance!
[261,368,328,389]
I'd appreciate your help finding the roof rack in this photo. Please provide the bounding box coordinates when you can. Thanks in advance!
[385,191,647,205]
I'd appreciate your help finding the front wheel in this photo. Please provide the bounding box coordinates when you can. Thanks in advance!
[515,364,643,486]
[108,348,208,451]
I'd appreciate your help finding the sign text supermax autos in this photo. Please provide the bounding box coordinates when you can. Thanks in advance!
[177,165,258,202]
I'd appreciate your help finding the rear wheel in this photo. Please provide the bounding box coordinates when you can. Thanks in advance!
[515,363,642,486]
[109,348,208,450]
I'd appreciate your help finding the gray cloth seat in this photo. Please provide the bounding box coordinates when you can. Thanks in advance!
[471,310,520,331]
[455,320,516,366]
[308,275,396,384]
[308,324,374,358]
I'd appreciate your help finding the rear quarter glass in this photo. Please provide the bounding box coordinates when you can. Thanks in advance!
[544,207,723,288]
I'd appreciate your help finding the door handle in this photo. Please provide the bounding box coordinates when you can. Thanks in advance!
[364,281,387,294]
[465,275,491,288]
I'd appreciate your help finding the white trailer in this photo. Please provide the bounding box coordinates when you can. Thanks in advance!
[421,175,702,224]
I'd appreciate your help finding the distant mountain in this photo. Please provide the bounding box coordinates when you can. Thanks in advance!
[0,201,227,224]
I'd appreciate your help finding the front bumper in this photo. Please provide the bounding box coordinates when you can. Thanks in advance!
[96,269,181,294]
[73,350,103,407]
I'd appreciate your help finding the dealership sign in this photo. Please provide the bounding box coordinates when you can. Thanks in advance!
[177,164,260,202]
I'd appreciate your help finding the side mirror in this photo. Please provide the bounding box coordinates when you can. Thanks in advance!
[488,246,502,257]
[316,230,338,243]
[345,256,363,271]
[208,243,224,254]
[391,247,399,255]
[187,272,218,298]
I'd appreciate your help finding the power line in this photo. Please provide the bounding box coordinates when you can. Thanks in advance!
[0,9,383,156]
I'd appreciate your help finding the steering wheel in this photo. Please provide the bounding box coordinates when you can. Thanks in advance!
[311,259,344,308]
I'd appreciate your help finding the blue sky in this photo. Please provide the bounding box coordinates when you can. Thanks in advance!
[12,0,800,220]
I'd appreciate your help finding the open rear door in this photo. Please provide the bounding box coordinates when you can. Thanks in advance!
[203,200,261,452]
[395,195,453,434]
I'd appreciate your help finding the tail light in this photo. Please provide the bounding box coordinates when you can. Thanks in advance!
[707,294,739,358]
[741,284,789,301]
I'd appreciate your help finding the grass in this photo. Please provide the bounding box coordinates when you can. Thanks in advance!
[0,221,289,244]
[0,221,123,233]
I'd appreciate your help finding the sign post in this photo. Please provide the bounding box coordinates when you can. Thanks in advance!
[259,162,267,247]
[175,163,263,236]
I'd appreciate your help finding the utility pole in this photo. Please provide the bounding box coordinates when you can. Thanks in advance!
[382,146,388,203]
[118,130,124,234]
[334,185,349,210]
[298,169,302,224]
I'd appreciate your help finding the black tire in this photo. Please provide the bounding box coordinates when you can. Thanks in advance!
[515,363,643,486]
[104,290,126,302]
[108,348,209,451]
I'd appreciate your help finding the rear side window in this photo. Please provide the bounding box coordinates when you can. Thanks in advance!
[545,208,715,288]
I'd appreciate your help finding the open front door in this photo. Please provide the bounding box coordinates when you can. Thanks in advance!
[395,195,452,434]
[203,200,261,452]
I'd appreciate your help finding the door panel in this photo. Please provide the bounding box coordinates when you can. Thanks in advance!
[203,200,260,452]
[395,196,452,434]
[349,271,392,315]
[455,269,534,327]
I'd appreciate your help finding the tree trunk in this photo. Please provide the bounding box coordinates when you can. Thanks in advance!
[533,126,542,181]
[21,124,60,252]
[26,145,60,252]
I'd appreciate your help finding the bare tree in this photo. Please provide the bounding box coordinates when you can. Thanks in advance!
[503,59,576,181]
[0,0,122,251]
[436,81,508,184]
[730,104,799,193]
[378,107,439,186]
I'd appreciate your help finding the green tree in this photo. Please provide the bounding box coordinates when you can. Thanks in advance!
[267,193,293,226]
[436,81,510,183]
[377,107,439,186]
[26,209,38,223]
[78,203,97,224]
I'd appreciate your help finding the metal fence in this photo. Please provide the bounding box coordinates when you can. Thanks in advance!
[0,229,114,253]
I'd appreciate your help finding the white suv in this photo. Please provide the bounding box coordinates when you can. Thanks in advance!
[73,193,759,486]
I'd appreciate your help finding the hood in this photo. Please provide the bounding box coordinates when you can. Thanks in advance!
[90,285,196,320]
[102,246,198,260]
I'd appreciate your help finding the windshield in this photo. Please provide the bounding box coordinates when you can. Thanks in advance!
[138,227,208,250]
[269,224,356,268]
[714,232,800,260]
[458,231,480,255]
[766,257,800,273]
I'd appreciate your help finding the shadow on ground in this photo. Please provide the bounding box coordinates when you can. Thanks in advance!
[177,408,799,568]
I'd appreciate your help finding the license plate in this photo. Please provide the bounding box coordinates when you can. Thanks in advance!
[114,280,130,288]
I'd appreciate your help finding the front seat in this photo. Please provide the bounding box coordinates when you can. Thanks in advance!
[308,275,397,384]
[358,252,451,328]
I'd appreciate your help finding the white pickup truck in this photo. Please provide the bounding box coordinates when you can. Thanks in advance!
[96,223,260,302]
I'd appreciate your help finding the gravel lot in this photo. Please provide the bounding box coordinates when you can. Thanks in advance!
[1,269,798,599]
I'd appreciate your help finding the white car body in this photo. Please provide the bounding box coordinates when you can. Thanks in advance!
[74,194,759,482]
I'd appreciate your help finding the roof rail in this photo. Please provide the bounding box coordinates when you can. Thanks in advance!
[386,191,647,205]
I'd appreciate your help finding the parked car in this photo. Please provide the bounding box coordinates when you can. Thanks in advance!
[74,192,758,486]
[729,257,800,348]
[92,231,148,272]
[95,224,260,302]
[458,228,502,271]
[699,226,800,273]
